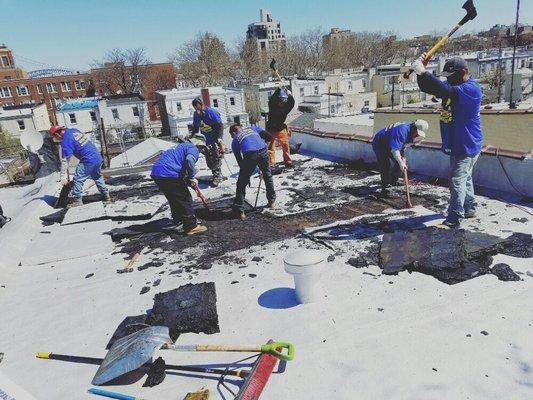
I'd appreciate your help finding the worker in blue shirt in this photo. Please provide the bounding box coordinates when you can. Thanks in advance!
[191,97,224,186]
[49,125,110,208]
[412,55,484,227]
[372,120,428,198]
[229,123,276,220]
[151,136,207,235]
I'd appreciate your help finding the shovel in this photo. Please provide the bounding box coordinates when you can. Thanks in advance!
[92,326,294,385]
[190,181,212,211]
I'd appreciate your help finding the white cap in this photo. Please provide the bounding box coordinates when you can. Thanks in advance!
[414,119,428,139]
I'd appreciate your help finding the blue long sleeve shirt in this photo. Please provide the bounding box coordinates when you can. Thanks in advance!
[192,107,224,145]
[151,143,199,179]
[231,127,267,166]
[417,72,484,156]
[60,128,102,164]
[372,122,413,152]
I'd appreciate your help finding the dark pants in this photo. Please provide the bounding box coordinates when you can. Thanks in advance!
[234,148,276,211]
[373,144,401,190]
[205,143,222,182]
[152,177,197,231]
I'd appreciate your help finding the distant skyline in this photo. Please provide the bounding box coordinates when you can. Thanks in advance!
[1,0,531,71]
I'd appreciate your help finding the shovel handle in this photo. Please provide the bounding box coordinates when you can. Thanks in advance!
[169,342,295,361]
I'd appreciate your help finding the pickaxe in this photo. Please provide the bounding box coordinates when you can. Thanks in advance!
[404,0,477,78]
[270,58,284,83]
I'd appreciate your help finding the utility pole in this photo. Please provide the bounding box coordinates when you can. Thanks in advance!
[509,0,520,109]
[497,40,503,103]
[391,77,396,109]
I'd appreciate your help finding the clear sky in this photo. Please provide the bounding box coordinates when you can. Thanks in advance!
[1,0,531,71]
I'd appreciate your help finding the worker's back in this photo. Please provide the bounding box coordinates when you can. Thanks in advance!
[151,143,199,178]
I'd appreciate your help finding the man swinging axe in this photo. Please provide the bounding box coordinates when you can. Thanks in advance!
[150,135,208,235]
[191,97,225,186]
[267,59,295,169]
[229,123,277,220]
[372,120,428,198]
[410,0,482,228]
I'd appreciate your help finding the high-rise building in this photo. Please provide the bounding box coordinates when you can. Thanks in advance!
[0,45,27,81]
[246,9,286,51]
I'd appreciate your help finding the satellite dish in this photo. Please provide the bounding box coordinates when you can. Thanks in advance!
[20,130,44,153]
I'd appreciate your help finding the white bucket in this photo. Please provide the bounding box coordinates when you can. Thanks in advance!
[284,249,326,304]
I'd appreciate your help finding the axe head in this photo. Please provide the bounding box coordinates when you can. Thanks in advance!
[460,0,477,24]
[269,58,276,71]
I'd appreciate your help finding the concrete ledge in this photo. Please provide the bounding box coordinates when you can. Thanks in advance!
[291,129,533,198]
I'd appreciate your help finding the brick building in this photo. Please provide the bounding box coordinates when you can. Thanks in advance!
[0,45,90,125]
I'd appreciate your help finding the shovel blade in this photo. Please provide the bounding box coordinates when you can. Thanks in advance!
[92,326,171,385]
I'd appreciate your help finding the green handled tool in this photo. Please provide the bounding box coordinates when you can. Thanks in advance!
[91,326,294,385]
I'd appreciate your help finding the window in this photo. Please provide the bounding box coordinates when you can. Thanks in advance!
[348,81,353,91]
[299,87,304,97]
[1,56,10,67]
[69,113,77,124]
[75,80,85,90]
[0,87,12,98]
[90,111,97,121]
[61,81,71,91]
[230,97,235,105]
[233,116,240,124]
[362,79,366,88]
[267,91,273,98]
[37,84,43,94]
[16,85,29,96]
[46,83,57,93]
[330,105,336,114]
[17,120,25,130]
[176,101,182,111]
[364,100,370,107]
[111,108,119,119]
[132,106,139,117]
[212,99,219,108]
[314,85,319,95]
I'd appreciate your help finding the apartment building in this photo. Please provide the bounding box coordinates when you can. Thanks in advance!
[246,9,287,51]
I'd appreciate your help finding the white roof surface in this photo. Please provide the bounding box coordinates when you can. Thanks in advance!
[109,137,176,168]
[0,151,532,399]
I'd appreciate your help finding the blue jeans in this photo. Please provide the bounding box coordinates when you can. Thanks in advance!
[447,153,479,222]
[234,148,276,211]
[72,162,108,199]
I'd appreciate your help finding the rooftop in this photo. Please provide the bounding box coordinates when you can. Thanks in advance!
[0,146,531,399]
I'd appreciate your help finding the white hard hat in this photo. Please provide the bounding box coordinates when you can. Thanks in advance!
[414,119,428,139]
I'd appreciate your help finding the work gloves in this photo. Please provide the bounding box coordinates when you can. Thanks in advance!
[411,53,429,75]
[60,172,69,186]
[188,178,199,189]
[399,159,408,172]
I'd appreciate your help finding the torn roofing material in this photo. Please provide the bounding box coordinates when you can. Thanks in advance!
[379,227,532,284]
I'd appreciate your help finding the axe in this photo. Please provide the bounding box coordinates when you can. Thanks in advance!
[404,0,477,78]
[269,58,284,83]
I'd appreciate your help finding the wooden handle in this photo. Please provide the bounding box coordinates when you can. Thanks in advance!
[197,344,262,352]
[403,169,413,208]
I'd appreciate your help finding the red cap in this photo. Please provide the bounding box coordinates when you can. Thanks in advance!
[49,125,65,136]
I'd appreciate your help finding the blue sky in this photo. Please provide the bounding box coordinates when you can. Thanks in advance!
[1,0,531,71]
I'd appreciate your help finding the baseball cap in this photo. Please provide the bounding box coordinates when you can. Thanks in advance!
[442,57,468,77]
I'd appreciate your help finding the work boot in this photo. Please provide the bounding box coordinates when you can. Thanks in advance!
[67,198,83,208]
[284,163,294,169]
[267,201,278,209]
[441,219,460,228]
[464,209,477,219]
[186,224,208,236]
[102,193,112,204]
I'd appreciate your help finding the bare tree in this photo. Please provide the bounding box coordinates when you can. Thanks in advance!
[171,33,235,86]
[91,48,150,94]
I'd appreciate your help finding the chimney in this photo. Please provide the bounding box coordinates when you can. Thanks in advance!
[200,88,211,107]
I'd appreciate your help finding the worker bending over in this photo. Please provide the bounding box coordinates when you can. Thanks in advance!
[412,55,484,227]
[266,88,295,168]
[191,97,224,186]
[150,136,208,235]
[230,123,276,220]
[372,120,428,198]
[49,125,110,208]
